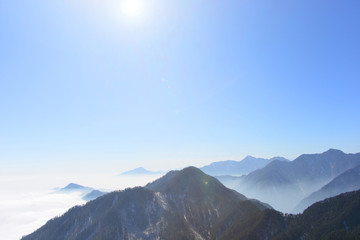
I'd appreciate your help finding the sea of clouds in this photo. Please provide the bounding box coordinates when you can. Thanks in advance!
[0,173,163,240]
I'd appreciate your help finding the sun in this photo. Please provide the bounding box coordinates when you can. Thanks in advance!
[120,0,146,20]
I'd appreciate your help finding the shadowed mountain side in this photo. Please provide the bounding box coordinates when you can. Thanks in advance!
[200,156,288,176]
[275,190,360,240]
[293,164,360,213]
[145,166,271,239]
[22,187,197,240]
[22,167,269,240]
[221,149,360,212]
[218,208,286,240]
[218,190,360,240]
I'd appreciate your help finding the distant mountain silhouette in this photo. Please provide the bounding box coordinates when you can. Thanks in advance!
[293,164,360,213]
[83,190,107,202]
[119,167,164,175]
[200,156,288,176]
[57,183,107,201]
[218,149,360,212]
[62,183,89,190]
[57,183,93,194]
[23,167,269,240]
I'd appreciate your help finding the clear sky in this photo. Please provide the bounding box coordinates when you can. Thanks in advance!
[1,0,360,173]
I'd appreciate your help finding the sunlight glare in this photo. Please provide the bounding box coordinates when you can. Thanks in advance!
[120,0,146,20]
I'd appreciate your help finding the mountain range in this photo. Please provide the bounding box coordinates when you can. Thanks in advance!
[22,166,360,240]
[216,149,360,212]
[121,155,289,178]
[22,167,271,240]
[200,156,289,176]
[293,164,360,213]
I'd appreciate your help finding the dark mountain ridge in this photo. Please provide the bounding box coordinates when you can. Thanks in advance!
[23,167,269,240]
[274,190,360,240]
[22,165,360,240]
[219,190,360,240]
[23,173,360,240]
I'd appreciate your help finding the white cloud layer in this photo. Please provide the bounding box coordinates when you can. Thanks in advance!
[0,173,163,240]
[0,190,85,240]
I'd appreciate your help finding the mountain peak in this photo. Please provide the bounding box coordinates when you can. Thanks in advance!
[177,165,203,176]
[323,148,344,155]
[146,166,248,201]
[145,166,208,192]
[242,155,257,161]
[63,183,86,189]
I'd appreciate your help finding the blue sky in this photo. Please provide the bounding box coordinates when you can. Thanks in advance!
[1,0,360,173]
